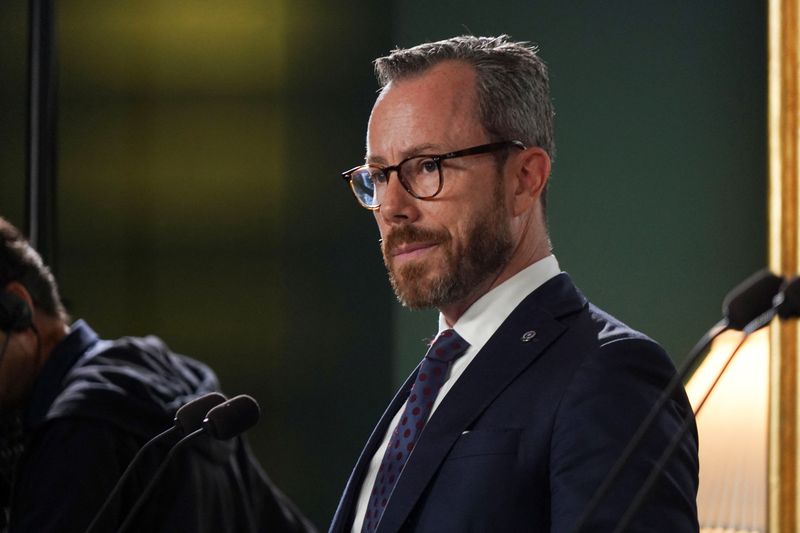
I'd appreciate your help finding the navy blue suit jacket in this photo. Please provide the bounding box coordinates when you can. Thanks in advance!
[330,273,699,532]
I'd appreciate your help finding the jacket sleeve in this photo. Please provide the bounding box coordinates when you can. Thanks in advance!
[549,337,699,532]
[10,418,138,533]
[10,419,320,533]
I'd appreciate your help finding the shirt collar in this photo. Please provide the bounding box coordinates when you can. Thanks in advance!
[438,255,561,349]
[25,320,100,430]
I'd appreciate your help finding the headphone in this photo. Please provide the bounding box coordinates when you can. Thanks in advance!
[0,292,33,333]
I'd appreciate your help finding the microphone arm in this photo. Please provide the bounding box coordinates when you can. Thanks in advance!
[571,269,784,532]
[83,392,226,533]
[610,276,800,531]
[116,428,205,533]
[115,395,261,533]
[83,425,179,533]
[570,318,727,532]
[611,329,751,532]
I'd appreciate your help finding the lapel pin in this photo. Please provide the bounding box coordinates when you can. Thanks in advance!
[521,330,537,342]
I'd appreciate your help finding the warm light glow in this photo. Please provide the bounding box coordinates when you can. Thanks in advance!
[685,328,769,533]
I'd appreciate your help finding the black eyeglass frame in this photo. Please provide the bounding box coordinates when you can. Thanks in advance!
[341,140,527,210]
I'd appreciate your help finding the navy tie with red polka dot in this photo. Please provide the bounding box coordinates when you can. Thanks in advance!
[361,328,469,533]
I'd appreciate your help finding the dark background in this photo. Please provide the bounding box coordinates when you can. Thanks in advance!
[0,2,766,527]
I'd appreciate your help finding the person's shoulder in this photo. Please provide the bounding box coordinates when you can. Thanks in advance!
[45,333,221,437]
[89,334,195,364]
[78,333,219,386]
[586,303,664,350]
[561,302,676,392]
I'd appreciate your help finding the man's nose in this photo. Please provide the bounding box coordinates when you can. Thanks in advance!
[376,171,420,225]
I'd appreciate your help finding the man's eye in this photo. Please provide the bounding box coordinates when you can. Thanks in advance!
[420,159,438,173]
[371,170,388,184]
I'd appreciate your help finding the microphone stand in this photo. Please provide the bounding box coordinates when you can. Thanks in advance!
[611,329,753,532]
[116,429,205,533]
[571,319,727,532]
[83,425,179,533]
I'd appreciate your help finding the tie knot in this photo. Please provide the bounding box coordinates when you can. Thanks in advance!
[425,329,469,363]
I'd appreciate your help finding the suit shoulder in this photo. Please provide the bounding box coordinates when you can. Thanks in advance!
[585,303,662,349]
[553,302,677,393]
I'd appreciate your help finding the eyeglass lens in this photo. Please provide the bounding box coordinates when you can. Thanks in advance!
[351,156,441,207]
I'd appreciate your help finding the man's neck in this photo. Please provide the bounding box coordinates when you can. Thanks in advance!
[439,239,552,326]
[35,319,69,369]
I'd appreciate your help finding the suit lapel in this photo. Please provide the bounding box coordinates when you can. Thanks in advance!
[376,273,587,532]
[329,369,419,533]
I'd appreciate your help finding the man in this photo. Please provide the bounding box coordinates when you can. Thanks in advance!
[0,217,312,532]
[332,35,698,531]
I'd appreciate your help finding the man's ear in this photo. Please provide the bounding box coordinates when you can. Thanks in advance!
[1,282,34,332]
[4,282,34,311]
[510,147,551,217]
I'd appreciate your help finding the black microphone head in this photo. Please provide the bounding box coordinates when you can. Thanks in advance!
[203,394,261,440]
[776,276,800,320]
[174,392,227,435]
[722,269,784,330]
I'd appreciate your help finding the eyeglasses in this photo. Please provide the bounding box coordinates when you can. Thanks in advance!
[341,140,526,210]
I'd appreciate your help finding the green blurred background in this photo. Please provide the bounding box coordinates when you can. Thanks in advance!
[0,1,766,527]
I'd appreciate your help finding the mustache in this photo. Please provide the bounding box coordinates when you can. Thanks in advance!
[381,225,449,253]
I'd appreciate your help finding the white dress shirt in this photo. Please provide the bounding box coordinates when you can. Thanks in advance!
[351,255,561,532]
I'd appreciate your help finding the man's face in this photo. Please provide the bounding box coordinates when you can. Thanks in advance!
[366,61,515,312]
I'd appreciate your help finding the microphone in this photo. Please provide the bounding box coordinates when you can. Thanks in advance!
[720,275,800,336]
[571,269,784,532]
[776,276,800,319]
[203,393,261,439]
[175,392,229,434]
[83,392,226,533]
[115,395,261,533]
[610,275,800,532]
[723,269,785,329]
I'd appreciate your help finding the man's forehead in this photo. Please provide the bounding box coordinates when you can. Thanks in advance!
[365,64,482,163]
[365,143,442,165]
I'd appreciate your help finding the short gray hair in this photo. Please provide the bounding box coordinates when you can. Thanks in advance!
[374,35,556,162]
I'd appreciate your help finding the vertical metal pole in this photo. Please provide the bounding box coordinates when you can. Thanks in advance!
[768,0,800,530]
[25,0,57,270]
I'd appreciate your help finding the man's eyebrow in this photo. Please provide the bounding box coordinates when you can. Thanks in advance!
[366,143,442,166]
[365,154,388,166]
